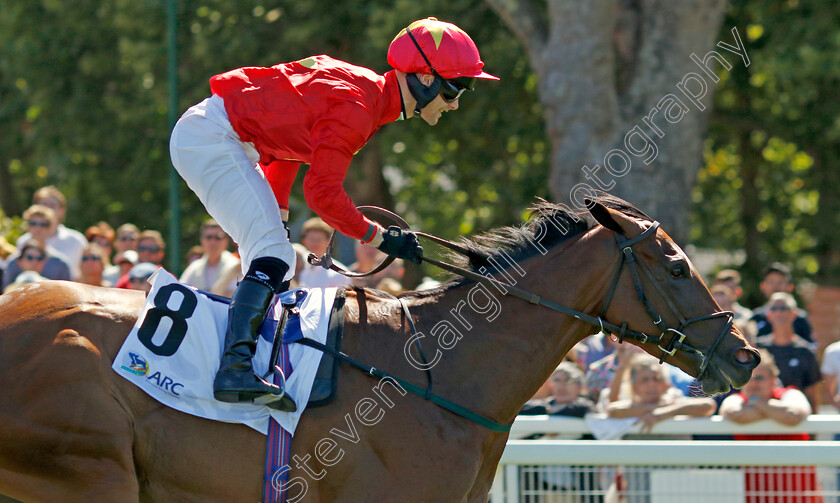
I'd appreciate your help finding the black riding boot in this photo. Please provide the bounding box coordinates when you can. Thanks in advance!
[213,257,296,412]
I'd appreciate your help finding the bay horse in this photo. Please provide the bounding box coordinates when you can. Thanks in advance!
[0,195,758,502]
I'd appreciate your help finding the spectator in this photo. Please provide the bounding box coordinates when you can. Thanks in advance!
[85,223,116,278]
[16,186,87,279]
[719,349,822,503]
[112,250,139,282]
[349,242,383,288]
[85,222,116,256]
[713,269,754,324]
[2,242,53,293]
[297,217,348,288]
[821,339,840,412]
[115,231,165,289]
[584,341,645,406]
[137,230,165,265]
[114,224,140,254]
[755,292,821,413]
[3,218,72,291]
[185,245,205,266]
[77,243,110,287]
[180,219,241,297]
[750,262,813,343]
[349,243,406,290]
[720,349,811,426]
[127,262,159,293]
[606,354,715,433]
[536,362,595,417]
[289,243,309,288]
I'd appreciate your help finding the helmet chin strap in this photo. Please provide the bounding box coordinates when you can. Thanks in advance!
[406,73,442,116]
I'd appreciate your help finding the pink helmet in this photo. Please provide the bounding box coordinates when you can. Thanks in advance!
[387,17,499,81]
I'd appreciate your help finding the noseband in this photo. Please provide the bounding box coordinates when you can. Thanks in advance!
[599,222,734,379]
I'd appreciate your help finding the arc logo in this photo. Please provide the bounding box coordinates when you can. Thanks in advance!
[120,352,185,397]
[122,352,149,376]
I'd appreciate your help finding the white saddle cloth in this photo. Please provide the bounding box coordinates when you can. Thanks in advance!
[112,268,335,435]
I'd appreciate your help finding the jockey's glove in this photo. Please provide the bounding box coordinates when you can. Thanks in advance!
[377,226,423,265]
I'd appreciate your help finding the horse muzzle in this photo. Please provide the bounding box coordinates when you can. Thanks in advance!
[698,344,760,395]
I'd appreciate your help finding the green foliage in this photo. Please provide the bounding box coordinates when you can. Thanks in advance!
[693,0,840,292]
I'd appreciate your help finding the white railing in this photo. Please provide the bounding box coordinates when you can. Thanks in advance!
[509,413,840,438]
[499,439,840,467]
[490,414,840,503]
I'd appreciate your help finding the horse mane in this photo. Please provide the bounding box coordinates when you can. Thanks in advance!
[413,192,650,291]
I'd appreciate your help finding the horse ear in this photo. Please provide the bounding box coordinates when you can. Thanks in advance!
[585,199,631,235]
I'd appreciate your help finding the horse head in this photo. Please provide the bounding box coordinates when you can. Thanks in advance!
[586,198,759,394]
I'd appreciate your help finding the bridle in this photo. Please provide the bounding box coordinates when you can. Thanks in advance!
[598,221,734,379]
[308,207,736,431]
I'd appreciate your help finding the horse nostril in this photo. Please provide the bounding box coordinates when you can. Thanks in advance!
[734,348,759,368]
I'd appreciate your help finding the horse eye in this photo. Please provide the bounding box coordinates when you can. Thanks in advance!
[670,264,687,279]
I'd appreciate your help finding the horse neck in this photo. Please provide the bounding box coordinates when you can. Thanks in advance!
[407,229,615,426]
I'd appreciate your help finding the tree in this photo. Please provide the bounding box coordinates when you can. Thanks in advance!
[485,0,736,244]
[691,0,840,303]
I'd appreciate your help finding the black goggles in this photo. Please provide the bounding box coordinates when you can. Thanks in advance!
[440,76,475,102]
[405,26,475,103]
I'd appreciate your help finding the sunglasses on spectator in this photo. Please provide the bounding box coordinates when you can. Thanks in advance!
[118,235,138,242]
[768,305,792,312]
[28,220,51,228]
[92,239,112,247]
[751,374,768,381]
[138,245,161,253]
[82,255,102,262]
[202,233,226,241]
[23,253,46,261]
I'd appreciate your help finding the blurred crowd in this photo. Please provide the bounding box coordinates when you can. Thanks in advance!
[0,185,417,296]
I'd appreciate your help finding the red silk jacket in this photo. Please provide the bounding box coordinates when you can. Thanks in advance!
[210,55,402,240]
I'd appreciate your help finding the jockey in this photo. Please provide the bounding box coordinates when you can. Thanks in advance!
[169,17,498,412]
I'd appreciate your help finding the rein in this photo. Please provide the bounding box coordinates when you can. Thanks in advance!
[306,207,733,432]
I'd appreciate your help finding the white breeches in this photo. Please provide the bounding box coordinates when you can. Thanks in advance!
[169,95,295,280]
